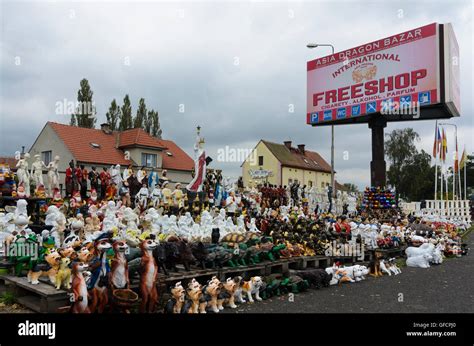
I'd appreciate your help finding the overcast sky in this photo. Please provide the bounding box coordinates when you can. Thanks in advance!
[0,0,472,189]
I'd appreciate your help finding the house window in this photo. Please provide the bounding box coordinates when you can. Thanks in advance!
[321,182,325,188]
[288,179,293,185]
[308,180,313,187]
[141,153,157,167]
[258,156,264,166]
[42,151,52,165]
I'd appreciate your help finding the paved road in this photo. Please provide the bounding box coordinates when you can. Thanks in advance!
[228,233,473,313]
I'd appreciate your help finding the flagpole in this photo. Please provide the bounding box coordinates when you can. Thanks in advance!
[433,120,438,210]
[464,164,467,200]
[440,164,444,216]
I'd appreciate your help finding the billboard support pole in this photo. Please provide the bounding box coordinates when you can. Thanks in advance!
[368,117,387,188]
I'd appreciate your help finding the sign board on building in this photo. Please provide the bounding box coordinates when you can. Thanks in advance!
[306,23,460,126]
[249,169,273,179]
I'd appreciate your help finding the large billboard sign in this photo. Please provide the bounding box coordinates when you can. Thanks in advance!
[306,23,460,126]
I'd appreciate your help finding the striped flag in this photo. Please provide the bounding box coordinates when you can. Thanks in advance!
[454,138,459,173]
[441,128,447,162]
[459,149,467,169]
[186,151,206,192]
[432,122,439,158]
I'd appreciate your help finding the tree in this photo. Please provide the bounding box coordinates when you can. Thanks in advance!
[463,154,474,198]
[149,110,162,138]
[385,129,439,202]
[343,183,358,193]
[144,110,153,134]
[398,150,435,201]
[105,99,120,131]
[72,78,96,128]
[385,128,420,201]
[69,114,76,126]
[134,98,147,128]
[119,95,133,131]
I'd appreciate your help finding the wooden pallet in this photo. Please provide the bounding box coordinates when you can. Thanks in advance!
[264,259,289,276]
[0,275,69,313]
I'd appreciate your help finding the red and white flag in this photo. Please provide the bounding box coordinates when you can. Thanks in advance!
[186,151,206,192]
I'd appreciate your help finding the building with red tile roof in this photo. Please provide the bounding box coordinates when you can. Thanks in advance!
[28,122,194,190]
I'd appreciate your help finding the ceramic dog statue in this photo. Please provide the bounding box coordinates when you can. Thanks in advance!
[295,269,332,289]
[369,251,383,277]
[203,277,222,313]
[217,277,239,309]
[55,257,71,290]
[139,239,159,313]
[27,250,61,285]
[352,265,369,281]
[388,258,402,275]
[165,282,187,314]
[186,278,204,314]
[334,268,355,284]
[379,259,392,276]
[241,276,263,303]
[71,262,90,313]
[233,276,246,303]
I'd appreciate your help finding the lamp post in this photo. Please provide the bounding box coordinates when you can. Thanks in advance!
[307,43,336,198]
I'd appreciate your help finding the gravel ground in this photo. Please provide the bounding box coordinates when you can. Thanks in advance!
[227,232,473,313]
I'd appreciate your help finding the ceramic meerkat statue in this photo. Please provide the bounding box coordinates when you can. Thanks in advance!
[110,240,130,290]
[71,262,90,313]
[139,239,159,313]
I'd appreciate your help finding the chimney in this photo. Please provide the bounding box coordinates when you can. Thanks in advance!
[100,123,112,134]
[115,132,121,149]
[297,144,305,154]
[283,141,292,149]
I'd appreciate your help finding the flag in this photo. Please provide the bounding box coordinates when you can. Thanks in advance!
[437,127,442,154]
[454,138,459,173]
[186,151,206,192]
[441,128,447,162]
[432,121,438,158]
[459,149,467,169]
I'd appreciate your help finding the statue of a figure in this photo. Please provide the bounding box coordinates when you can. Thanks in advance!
[31,154,46,187]
[186,126,206,194]
[46,155,59,197]
[111,164,122,196]
[16,152,31,197]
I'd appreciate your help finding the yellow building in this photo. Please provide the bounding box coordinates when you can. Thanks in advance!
[241,140,333,188]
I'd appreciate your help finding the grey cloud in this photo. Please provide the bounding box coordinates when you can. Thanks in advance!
[0,0,472,190]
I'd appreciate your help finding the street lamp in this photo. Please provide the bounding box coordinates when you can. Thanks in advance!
[307,43,336,198]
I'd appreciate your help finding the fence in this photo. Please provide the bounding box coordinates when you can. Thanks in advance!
[400,199,471,224]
